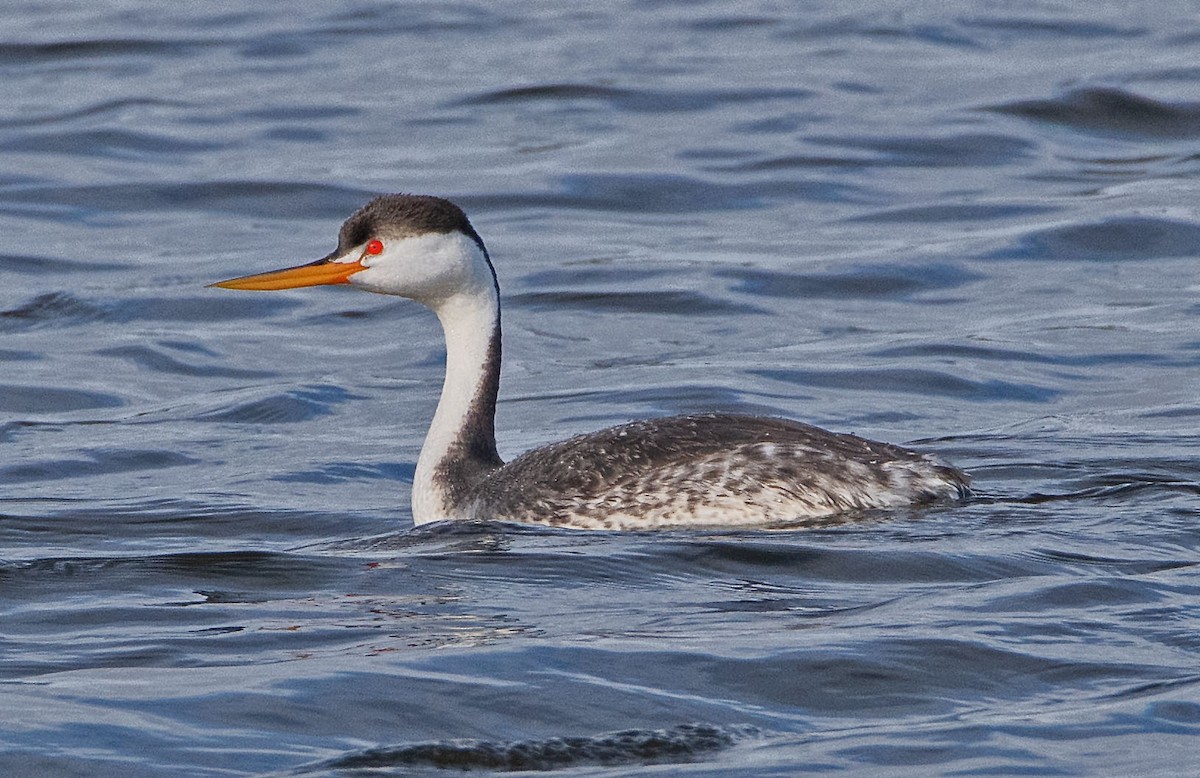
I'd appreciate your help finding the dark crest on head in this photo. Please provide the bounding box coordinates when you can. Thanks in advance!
[336,194,489,257]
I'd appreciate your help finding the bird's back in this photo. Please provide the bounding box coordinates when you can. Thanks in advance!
[464,414,969,529]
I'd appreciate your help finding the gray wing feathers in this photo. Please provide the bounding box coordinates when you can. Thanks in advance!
[466,414,969,526]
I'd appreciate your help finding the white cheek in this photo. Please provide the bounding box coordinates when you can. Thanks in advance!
[349,233,491,304]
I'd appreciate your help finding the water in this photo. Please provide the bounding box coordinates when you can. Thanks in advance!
[2,1,1199,775]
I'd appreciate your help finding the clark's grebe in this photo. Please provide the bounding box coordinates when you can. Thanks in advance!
[213,194,969,529]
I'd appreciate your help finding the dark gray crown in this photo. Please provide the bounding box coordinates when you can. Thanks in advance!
[335,194,487,255]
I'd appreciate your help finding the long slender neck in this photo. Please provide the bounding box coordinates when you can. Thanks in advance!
[412,287,503,524]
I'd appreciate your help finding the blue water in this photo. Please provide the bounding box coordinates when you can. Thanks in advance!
[3,2,1200,775]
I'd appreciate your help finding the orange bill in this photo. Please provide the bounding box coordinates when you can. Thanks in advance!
[210,258,364,291]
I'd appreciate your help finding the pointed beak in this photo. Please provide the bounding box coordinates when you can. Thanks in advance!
[210,257,364,291]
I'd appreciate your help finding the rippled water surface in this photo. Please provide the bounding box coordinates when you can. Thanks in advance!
[3,2,1200,776]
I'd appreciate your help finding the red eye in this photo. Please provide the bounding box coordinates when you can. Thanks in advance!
[365,239,384,255]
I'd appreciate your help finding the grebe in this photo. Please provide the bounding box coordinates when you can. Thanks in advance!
[213,194,969,530]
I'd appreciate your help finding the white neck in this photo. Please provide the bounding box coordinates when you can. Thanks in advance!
[411,287,503,524]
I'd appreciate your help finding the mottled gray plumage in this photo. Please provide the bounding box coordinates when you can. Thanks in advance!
[461,413,969,529]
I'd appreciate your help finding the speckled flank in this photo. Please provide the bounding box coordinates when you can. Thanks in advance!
[462,414,969,529]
